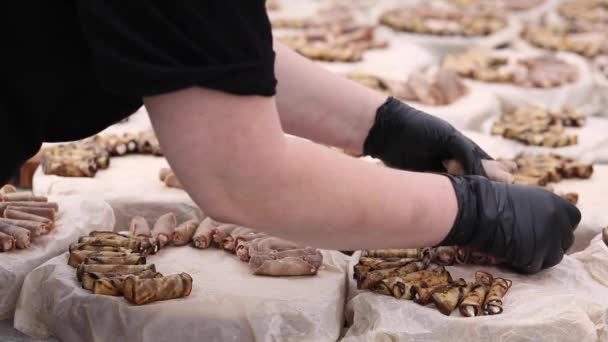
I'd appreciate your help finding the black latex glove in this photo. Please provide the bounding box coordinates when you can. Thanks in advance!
[363,97,492,176]
[442,174,581,274]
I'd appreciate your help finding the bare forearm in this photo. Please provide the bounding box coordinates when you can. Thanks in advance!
[274,41,386,153]
[224,138,458,250]
[145,87,456,250]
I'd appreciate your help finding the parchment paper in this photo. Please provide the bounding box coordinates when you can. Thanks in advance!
[553,165,608,253]
[0,196,115,320]
[466,51,600,116]
[33,155,204,231]
[14,247,348,342]
[343,252,608,342]
[572,233,608,287]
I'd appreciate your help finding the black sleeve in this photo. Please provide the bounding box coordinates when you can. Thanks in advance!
[76,1,277,97]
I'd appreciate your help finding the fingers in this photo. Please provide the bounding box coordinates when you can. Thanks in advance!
[482,160,514,183]
[442,159,465,176]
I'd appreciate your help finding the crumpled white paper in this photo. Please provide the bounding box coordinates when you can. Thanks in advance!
[14,247,348,342]
[33,155,204,231]
[343,252,608,342]
[594,60,608,118]
[553,165,608,253]
[0,196,114,320]
[466,51,600,116]
[572,233,608,288]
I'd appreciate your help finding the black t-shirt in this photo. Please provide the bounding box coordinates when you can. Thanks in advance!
[1,1,276,183]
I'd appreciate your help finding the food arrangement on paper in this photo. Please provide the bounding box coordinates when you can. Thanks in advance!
[380,4,506,37]
[442,49,580,88]
[490,106,585,147]
[448,0,548,12]
[192,217,324,276]
[521,23,608,58]
[353,248,510,316]
[67,214,198,305]
[348,68,469,106]
[0,185,59,253]
[41,130,162,177]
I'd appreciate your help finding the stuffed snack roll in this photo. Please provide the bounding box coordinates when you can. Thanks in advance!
[0,231,15,252]
[1,193,48,202]
[68,250,132,268]
[0,222,31,249]
[92,270,163,296]
[372,270,451,300]
[0,201,59,215]
[82,269,160,291]
[192,218,219,249]
[78,236,142,251]
[212,224,239,245]
[363,249,422,259]
[0,218,47,236]
[358,257,419,270]
[432,279,472,316]
[129,216,151,237]
[249,248,324,276]
[6,206,56,221]
[483,277,513,315]
[151,213,177,248]
[359,261,427,290]
[84,254,146,265]
[69,242,130,253]
[222,227,255,252]
[172,219,199,246]
[4,209,53,226]
[123,273,193,305]
[459,271,494,317]
[77,264,156,282]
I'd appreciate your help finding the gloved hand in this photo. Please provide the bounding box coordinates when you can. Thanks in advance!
[363,97,492,176]
[441,174,581,274]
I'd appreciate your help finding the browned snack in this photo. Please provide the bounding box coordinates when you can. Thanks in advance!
[449,0,547,11]
[432,279,472,316]
[192,218,219,249]
[92,270,163,296]
[277,25,387,62]
[68,250,131,268]
[359,260,427,290]
[123,273,193,305]
[483,277,513,315]
[129,216,151,238]
[522,24,607,58]
[372,270,451,300]
[78,236,143,251]
[347,73,393,94]
[0,222,31,249]
[0,201,59,215]
[1,193,48,202]
[380,6,506,37]
[0,231,15,252]
[363,249,423,259]
[151,213,177,248]
[459,271,494,317]
[69,242,130,253]
[84,254,146,266]
[81,269,159,291]
[172,219,199,246]
[6,206,56,221]
[271,5,354,29]
[212,224,239,245]
[137,131,163,156]
[249,248,324,276]
[558,0,608,25]
[0,218,48,236]
[443,49,579,88]
[4,209,52,226]
[77,264,156,282]
[395,69,469,106]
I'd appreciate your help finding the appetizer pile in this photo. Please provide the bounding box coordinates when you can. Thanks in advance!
[448,0,547,12]
[522,23,608,58]
[0,185,59,252]
[354,249,512,316]
[380,5,506,37]
[491,106,585,147]
[277,25,388,62]
[41,130,162,177]
[347,69,469,106]
[442,49,579,88]
[68,214,196,305]
[192,217,324,277]
[502,153,593,204]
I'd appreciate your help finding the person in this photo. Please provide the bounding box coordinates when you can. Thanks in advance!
[2,1,579,274]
